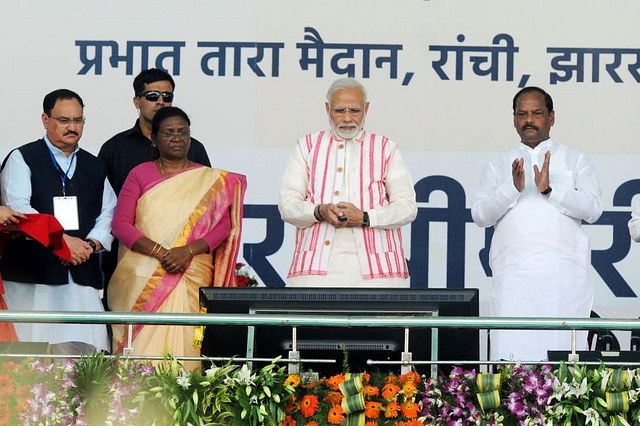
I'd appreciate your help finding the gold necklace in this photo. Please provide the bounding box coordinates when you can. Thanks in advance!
[158,159,189,176]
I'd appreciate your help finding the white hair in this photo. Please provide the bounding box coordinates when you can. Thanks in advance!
[325,78,368,103]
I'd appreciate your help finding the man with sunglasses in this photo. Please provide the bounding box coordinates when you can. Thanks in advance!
[98,68,211,303]
[98,68,210,195]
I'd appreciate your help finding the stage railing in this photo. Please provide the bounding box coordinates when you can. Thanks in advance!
[2,311,640,372]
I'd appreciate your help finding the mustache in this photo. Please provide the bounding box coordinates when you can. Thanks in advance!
[63,130,79,136]
[522,124,538,131]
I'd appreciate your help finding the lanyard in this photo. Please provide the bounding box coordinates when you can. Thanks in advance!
[44,141,76,196]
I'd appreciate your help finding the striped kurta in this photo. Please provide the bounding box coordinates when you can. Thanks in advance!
[279,130,416,282]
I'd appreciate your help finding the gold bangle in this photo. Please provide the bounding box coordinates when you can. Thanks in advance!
[150,243,162,257]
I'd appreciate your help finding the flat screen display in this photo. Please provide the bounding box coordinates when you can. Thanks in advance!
[199,287,479,376]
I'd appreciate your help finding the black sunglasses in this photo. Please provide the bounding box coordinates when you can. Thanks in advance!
[140,91,174,103]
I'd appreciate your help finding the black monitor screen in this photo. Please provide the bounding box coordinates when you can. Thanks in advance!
[199,287,479,376]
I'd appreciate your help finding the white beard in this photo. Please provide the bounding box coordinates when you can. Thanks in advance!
[330,115,366,140]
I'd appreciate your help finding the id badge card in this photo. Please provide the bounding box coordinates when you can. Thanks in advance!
[53,196,80,230]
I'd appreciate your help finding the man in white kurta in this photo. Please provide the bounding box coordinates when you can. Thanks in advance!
[279,78,417,288]
[471,87,602,361]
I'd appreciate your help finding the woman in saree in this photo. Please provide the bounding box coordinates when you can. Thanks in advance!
[108,107,246,369]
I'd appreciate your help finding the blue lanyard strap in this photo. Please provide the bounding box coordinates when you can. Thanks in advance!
[44,140,76,196]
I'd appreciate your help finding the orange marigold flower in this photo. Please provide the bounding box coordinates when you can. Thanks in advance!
[401,400,419,419]
[403,382,417,399]
[327,404,345,425]
[364,422,378,426]
[362,372,371,382]
[400,370,421,385]
[363,384,380,397]
[0,374,14,395]
[285,395,297,413]
[300,394,319,418]
[405,419,426,426]
[364,401,382,419]
[0,406,11,424]
[324,390,343,405]
[381,383,401,400]
[384,401,401,418]
[305,421,320,426]
[384,374,398,384]
[326,373,345,390]
[281,415,296,426]
[285,374,301,388]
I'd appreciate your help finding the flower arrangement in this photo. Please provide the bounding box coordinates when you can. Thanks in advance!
[545,362,640,425]
[234,262,259,287]
[0,359,35,425]
[421,363,556,425]
[282,369,426,425]
[2,354,290,426]
[7,355,640,426]
[226,361,294,426]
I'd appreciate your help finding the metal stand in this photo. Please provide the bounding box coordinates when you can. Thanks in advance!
[567,329,580,363]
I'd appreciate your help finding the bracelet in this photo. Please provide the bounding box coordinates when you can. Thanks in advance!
[313,204,324,222]
[540,187,552,196]
[148,243,159,256]
[188,246,195,257]
[150,243,163,257]
[361,211,370,228]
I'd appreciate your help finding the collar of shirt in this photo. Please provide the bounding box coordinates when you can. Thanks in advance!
[43,135,79,177]
[519,137,553,152]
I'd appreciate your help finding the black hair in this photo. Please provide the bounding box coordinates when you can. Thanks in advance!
[133,68,175,96]
[151,106,191,137]
[42,89,84,115]
[512,86,554,113]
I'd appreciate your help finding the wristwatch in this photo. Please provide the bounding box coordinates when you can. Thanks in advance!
[85,239,97,253]
[361,211,370,228]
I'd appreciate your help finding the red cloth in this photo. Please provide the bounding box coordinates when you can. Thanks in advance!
[0,213,70,341]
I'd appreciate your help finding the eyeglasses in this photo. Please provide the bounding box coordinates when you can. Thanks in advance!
[139,91,174,103]
[158,130,190,141]
[49,115,86,125]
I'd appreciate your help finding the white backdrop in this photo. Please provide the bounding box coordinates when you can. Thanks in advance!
[3,0,640,349]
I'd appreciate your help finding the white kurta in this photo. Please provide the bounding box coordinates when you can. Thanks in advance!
[471,138,603,361]
[1,138,116,354]
[629,198,640,242]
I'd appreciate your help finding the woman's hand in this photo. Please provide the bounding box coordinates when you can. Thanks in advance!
[158,246,192,274]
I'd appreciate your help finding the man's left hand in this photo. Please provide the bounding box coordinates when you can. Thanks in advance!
[534,150,551,191]
[335,202,364,228]
[62,234,93,266]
